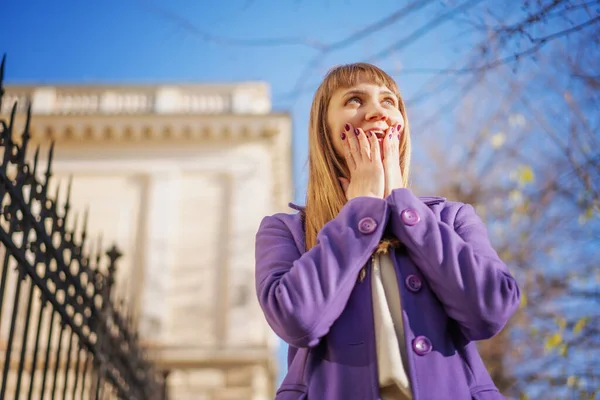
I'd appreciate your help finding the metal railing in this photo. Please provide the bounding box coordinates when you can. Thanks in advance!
[0,54,168,400]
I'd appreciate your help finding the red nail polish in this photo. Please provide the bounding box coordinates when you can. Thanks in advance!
[354,128,360,135]
[390,126,395,133]
[345,124,350,132]
[341,132,346,140]
[389,133,392,139]
[397,124,402,131]
[397,134,401,140]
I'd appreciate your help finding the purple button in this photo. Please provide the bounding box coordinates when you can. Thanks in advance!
[412,336,432,356]
[405,274,422,293]
[401,208,420,226]
[357,217,377,234]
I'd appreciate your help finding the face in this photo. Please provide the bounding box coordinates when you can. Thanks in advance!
[326,81,405,160]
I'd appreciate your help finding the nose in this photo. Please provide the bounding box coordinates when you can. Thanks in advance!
[364,103,388,122]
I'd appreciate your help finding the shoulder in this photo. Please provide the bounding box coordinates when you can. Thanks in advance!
[257,203,306,253]
[424,196,483,231]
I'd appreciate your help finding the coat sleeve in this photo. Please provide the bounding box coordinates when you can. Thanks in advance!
[386,188,520,341]
[255,196,389,348]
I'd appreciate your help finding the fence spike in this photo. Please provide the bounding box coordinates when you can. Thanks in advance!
[22,102,31,143]
[45,141,54,182]
[0,54,4,83]
[8,101,16,133]
[0,54,5,105]
[63,175,72,222]
[32,145,39,174]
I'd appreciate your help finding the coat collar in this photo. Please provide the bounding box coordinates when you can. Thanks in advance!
[288,195,446,213]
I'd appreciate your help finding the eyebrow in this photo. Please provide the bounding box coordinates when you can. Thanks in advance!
[343,89,397,98]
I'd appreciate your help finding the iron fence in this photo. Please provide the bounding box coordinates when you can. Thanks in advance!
[0,55,168,400]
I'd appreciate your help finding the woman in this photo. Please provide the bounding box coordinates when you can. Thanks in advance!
[255,63,520,399]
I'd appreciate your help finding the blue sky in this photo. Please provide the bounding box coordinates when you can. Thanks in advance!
[0,0,469,201]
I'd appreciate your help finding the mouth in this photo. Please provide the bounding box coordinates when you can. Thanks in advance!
[369,130,386,142]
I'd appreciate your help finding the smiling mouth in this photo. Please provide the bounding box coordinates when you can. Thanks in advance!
[369,130,386,140]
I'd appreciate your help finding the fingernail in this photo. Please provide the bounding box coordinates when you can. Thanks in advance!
[354,128,360,136]
[397,124,402,131]
[368,131,373,137]
[390,126,395,133]
[389,133,392,139]
[344,123,350,132]
[397,134,401,140]
[341,132,346,140]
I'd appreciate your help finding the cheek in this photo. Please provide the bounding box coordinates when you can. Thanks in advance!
[331,131,345,158]
[392,112,406,132]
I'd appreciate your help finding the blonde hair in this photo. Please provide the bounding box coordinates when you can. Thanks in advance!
[305,62,411,250]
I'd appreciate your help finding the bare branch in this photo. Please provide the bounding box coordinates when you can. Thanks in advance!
[365,0,486,63]
[283,0,439,104]
[136,0,328,50]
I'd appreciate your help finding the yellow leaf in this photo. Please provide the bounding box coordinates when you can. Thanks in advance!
[519,291,527,308]
[517,165,535,186]
[558,344,568,357]
[519,393,529,400]
[567,376,577,387]
[545,332,562,351]
[556,317,567,331]
[573,317,589,335]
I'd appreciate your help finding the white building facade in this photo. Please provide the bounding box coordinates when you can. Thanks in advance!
[1,82,292,399]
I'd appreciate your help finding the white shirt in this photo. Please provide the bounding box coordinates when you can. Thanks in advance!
[371,251,413,399]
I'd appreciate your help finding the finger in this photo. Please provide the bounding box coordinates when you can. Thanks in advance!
[355,128,371,161]
[367,129,381,162]
[341,128,356,171]
[396,118,405,134]
[347,125,361,164]
[383,126,399,164]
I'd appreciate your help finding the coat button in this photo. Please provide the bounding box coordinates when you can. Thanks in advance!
[401,208,420,226]
[412,336,432,356]
[405,274,422,293]
[357,217,377,234]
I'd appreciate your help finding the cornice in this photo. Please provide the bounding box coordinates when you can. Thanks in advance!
[6,113,291,144]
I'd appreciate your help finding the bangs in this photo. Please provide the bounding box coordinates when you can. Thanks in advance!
[321,63,400,98]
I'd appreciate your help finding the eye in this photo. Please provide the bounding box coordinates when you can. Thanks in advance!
[346,96,362,105]
[382,97,396,106]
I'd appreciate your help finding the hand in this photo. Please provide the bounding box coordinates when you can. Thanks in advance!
[338,124,385,201]
[383,123,404,196]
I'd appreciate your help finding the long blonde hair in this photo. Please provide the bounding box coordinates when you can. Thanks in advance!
[305,63,411,250]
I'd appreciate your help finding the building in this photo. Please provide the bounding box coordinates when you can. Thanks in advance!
[0,82,292,399]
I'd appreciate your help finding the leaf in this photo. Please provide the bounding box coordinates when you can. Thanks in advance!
[567,376,577,387]
[556,317,567,331]
[490,132,506,148]
[558,344,568,357]
[573,317,590,335]
[517,165,535,186]
[545,332,562,352]
[509,189,523,204]
[519,291,527,308]
[578,207,596,225]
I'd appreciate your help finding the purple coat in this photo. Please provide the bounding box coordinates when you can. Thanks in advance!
[255,189,520,399]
